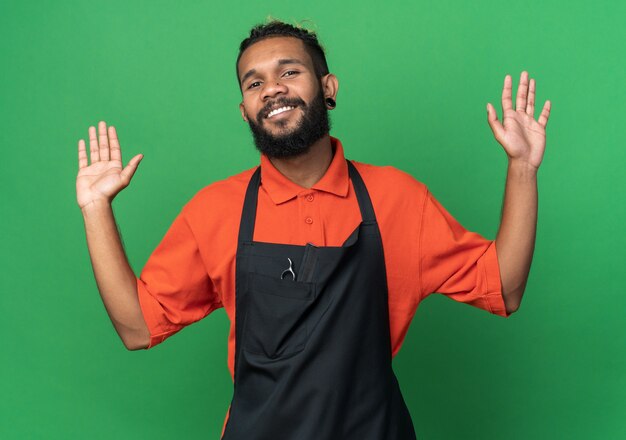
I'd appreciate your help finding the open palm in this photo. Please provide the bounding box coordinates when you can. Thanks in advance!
[76,121,143,209]
[487,71,551,170]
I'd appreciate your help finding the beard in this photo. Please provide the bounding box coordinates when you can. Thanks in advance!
[246,87,331,159]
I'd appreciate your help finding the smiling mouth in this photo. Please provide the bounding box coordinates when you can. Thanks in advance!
[267,105,297,119]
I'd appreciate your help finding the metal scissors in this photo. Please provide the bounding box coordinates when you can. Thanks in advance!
[281,258,296,281]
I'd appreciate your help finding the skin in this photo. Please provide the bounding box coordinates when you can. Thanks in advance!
[488,71,551,313]
[76,39,551,350]
[77,123,148,350]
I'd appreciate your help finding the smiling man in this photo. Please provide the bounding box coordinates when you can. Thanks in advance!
[239,37,333,160]
[237,30,338,187]
[77,19,551,440]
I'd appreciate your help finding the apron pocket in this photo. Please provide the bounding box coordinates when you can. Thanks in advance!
[242,272,315,359]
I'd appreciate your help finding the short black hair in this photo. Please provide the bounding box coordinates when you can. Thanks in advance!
[236,19,329,90]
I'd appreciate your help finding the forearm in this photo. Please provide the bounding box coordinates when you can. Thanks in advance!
[495,160,538,313]
[81,200,150,350]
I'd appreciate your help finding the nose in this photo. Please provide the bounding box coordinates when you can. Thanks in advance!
[261,80,288,101]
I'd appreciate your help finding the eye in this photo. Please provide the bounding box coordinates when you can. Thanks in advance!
[246,71,298,90]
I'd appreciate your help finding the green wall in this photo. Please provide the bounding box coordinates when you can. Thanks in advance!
[1,0,624,438]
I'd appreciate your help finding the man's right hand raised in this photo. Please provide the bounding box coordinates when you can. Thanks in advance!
[76,120,143,210]
[77,120,151,350]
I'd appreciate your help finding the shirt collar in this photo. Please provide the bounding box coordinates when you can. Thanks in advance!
[260,135,349,205]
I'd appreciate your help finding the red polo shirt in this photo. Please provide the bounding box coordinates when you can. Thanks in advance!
[136,134,509,398]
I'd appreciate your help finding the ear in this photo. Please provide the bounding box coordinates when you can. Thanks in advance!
[321,73,339,102]
[239,102,249,122]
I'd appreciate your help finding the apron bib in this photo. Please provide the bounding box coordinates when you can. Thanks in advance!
[221,160,416,440]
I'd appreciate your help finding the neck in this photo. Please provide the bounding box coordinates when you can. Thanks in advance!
[267,135,333,189]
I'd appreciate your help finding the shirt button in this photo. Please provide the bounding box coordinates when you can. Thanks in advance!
[306,194,314,202]
[305,217,313,224]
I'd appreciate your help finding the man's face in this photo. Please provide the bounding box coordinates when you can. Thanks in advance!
[237,36,333,158]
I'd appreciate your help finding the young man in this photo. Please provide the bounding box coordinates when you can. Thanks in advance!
[77,20,551,440]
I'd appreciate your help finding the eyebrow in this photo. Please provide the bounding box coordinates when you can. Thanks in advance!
[240,58,307,86]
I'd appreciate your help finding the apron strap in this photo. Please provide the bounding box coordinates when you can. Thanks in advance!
[346,160,376,224]
[238,165,261,244]
[238,159,377,244]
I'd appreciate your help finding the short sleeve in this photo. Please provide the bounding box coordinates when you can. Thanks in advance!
[419,189,510,317]
[136,209,223,349]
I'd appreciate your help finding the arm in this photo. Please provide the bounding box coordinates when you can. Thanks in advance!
[487,71,552,314]
[77,121,149,350]
[495,160,537,313]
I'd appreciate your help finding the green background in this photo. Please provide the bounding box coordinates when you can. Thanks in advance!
[1,0,624,438]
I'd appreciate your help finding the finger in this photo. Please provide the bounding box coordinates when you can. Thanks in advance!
[120,154,144,185]
[486,103,505,142]
[98,120,110,161]
[78,139,88,169]
[526,78,535,117]
[88,126,100,162]
[538,100,551,128]
[515,71,529,112]
[501,74,513,112]
[108,126,122,162]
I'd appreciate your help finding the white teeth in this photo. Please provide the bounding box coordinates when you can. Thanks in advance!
[268,106,295,118]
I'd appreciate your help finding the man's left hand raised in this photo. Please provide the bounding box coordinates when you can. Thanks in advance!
[487,71,551,170]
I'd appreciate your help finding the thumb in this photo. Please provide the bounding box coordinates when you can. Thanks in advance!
[120,154,143,185]
[486,103,505,142]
